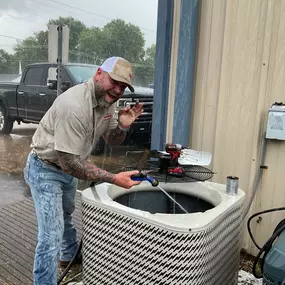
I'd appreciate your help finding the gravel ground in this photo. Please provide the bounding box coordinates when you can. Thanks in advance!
[66,270,263,285]
[65,251,264,285]
[238,270,263,285]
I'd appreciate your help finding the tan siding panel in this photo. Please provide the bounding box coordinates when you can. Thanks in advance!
[191,0,285,255]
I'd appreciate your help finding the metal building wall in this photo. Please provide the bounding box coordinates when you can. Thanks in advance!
[189,0,285,254]
[152,0,200,150]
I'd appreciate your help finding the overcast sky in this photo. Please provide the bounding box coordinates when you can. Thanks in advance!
[0,0,158,54]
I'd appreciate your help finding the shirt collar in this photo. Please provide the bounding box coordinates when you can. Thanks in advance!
[86,77,98,108]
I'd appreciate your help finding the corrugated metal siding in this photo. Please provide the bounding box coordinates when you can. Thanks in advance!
[191,0,285,255]
[166,0,181,143]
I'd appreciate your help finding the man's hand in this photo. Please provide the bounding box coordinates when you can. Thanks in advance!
[113,170,142,189]
[57,151,142,189]
[57,151,115,183]
[118,102,144,128]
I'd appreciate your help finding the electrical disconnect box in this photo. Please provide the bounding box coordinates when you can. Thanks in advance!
[266,103,285,140]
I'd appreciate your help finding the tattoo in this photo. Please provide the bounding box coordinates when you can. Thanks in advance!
[57,151,115,183]
[103,125,127,146]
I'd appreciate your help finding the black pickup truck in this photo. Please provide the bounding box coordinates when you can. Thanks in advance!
[0,62,154,154]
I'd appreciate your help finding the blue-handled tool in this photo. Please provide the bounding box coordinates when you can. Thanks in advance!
[131,173,159,187]
[130,149,159,187]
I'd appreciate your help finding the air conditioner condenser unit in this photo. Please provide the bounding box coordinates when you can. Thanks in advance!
[81,181,245,285]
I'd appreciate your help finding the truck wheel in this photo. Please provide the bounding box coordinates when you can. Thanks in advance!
[91,137,108,155]
[0,105,14,134]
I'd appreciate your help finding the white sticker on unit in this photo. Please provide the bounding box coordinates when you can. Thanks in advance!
[269,113,284,131]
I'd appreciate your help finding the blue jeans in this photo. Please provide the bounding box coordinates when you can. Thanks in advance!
[24,151,78,285]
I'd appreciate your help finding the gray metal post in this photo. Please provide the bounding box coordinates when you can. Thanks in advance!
[57,24,63,96]
[151,0,174,152]
[172,0,200,146]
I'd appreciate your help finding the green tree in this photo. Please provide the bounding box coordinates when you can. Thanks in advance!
[78,27,105,64]
[7,16,154,86]
[79,19,145,64]
[144,44,156,66]
[103,19,145,62]
[48,16,86,60]
[0,49,16,73]
[13,31,48,69]
[13,17,86,68]
[132,63,155,87]
[131,44,156,86]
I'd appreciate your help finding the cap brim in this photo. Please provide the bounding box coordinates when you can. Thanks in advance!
[108,73,134,93]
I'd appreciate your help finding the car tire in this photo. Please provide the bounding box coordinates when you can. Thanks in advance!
[0,104,14,134]
[91,137,108,155]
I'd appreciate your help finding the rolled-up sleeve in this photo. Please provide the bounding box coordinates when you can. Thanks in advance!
[54,104,87,155]
[106,116,118,131]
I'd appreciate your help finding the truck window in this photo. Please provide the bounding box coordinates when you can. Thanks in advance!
[47,67,69,83]
[66,65,98,84]
[23,67,45,86]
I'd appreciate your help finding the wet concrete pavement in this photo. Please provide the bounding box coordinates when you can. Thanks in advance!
[0,123,36,208]
[0,122,147,284]
[0,122,145,208]
[1,119,149,283]
[0,123,35,175]
[0,173,30,209]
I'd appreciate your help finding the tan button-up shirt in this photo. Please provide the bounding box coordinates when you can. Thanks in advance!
[31,77,118,163]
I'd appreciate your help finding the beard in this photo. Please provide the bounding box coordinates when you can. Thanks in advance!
[94,83,118,109]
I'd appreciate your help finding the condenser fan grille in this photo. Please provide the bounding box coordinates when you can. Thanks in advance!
[82,202,243,285]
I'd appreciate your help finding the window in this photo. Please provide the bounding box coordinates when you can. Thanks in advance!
[47,67,70,83]
[66,65,99,84]
[23,67,44,86]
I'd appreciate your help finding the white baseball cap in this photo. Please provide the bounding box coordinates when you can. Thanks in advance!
[100,56,134,92]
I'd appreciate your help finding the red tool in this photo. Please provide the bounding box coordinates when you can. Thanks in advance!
[167,167,184,177]
[165,143,188,163]
[167,165,216,181]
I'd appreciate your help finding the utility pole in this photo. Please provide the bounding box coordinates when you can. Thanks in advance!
[48,24,69,96]
[57,24,63,96]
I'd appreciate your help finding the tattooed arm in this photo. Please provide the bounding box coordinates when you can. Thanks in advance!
[53,105,140,188]
[103,102,144,146]
[103,125,127,146]
[57,151,115,182]
[57,151,141,189]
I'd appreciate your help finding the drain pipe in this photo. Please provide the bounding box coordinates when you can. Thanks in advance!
[226,176,239,196]
[242,134,268,220]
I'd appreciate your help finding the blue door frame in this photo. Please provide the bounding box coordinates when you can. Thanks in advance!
[151,0,200,150]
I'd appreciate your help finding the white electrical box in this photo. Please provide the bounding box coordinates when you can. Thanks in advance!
[266,103,285,140]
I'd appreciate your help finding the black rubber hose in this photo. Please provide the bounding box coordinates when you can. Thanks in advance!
[247,207,285,250]
[247,207,285,279]
[252,223,285,278]
[57,239,83,285]
[57,181,100,284]
[243,135,267,220]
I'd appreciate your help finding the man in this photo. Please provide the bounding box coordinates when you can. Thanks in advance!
[23,56,143,285]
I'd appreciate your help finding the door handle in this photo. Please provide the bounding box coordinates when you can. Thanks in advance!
[39,93,46,96]
[18,91,24,95]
